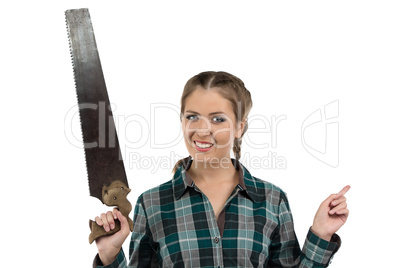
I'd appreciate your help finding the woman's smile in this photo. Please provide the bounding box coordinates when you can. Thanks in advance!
[194,140,214,151]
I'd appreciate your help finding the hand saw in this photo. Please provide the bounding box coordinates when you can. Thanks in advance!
[65,8,134,244]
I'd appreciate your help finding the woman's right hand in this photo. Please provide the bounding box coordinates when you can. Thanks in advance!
[94,208,131,266]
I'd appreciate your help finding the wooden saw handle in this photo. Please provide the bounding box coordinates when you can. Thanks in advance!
[88,181,134,244]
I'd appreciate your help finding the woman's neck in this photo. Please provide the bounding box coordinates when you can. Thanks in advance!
[188,156,238,185]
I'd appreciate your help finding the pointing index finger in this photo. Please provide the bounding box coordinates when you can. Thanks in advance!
[337,185,351,197]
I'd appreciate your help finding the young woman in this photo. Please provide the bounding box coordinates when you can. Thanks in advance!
[93,71,350,267]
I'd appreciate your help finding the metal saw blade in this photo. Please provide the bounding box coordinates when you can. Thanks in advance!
[65,8,128,202]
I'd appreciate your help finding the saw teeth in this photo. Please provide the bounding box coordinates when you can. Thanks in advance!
[65,10,89,190]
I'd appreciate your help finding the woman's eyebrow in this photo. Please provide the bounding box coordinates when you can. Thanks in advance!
[185,110,226,116]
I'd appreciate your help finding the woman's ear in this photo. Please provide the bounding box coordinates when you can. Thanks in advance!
[235,119,246,139]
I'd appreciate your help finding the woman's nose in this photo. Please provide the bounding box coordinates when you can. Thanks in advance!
[195,117,211,135]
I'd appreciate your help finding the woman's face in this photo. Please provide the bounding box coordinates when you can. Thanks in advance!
[181,87,244,167]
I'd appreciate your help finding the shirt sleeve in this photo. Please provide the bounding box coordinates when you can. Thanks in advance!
[92,195,157,268]
[93,249,127,268]
[127,195,158,267]
[268,192,340,267]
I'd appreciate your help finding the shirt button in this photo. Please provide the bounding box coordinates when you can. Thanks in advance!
[214,237,219,243]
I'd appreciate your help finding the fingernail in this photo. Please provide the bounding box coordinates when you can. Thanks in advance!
[105,226,110,232]
[110,224,115,230]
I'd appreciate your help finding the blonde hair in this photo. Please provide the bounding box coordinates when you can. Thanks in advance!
[172,71,253,173]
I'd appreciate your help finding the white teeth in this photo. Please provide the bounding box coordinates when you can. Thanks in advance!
[195,141,213,148]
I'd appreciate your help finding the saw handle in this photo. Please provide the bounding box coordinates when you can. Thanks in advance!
[89,181,134,244]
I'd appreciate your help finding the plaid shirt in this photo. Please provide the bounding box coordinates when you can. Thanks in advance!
[95,157,340,267]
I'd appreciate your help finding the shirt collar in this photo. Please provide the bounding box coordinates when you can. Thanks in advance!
[172,157,259,202]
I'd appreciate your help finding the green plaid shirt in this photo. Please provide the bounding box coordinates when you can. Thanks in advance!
[95,157,340,267]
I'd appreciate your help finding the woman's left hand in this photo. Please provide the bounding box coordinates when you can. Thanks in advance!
[311,185,351,241]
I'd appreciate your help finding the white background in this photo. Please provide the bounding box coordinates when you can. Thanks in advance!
[1,1,401,267]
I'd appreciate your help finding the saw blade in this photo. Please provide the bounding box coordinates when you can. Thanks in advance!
[65,8,128,202]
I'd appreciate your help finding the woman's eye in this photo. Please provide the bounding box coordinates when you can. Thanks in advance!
[212,116,226,123]
[186,115,198,120]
